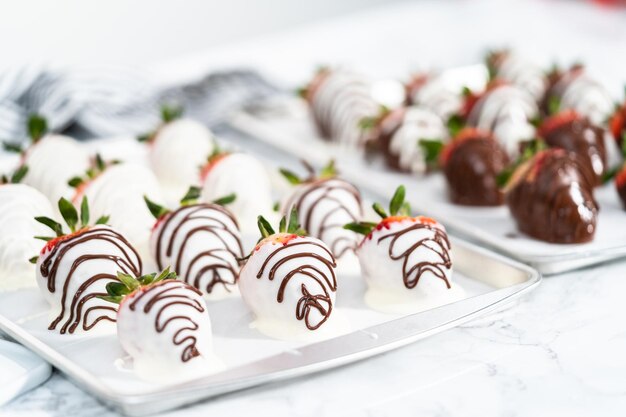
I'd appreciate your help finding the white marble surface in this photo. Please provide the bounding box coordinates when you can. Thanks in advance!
[2,0,626,415]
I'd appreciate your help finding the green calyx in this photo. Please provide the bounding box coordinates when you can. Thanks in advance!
[67,154,117,189]
[28,114,48,143]
[0,165,29,185]
[547,96,561,116]
[100,267,178,304]
[446,114,465,138]
[257,206,307,240]
[358,105,390,132]
[34,196,109,241]
[344,185,410,236]
[418,139,444,167]
[144,195,170,219]
[137,104,185,143]
[496,138,547,188]
[279,159,338,185]
[179,185,236,207]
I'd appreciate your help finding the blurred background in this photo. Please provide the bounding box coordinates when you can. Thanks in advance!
[1,0,625,137]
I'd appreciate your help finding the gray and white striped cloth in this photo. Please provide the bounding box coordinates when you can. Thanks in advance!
[0,65,280,142]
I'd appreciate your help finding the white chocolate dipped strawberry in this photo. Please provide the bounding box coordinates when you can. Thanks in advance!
[32,197,142,334]
[238,209,347,341]
[146,188,244,300]
[199,149,274,233]
[100,268,221,383]
[346,186,464,314]
[70,155,165,265]
[279,160,362,259]
[0,167,56,290]
[3,115,91,207]
[139,105,216,202]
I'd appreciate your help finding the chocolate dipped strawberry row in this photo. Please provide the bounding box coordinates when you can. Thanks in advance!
[32,197,141,334]
[542,65,613,125]
[504,149,598,243]
[139,105,216,201]
[280,160,363,259]
[146,188,244,299]
[238,209,340,340]
[538,110,606,186]
[345,186,462,314]
[365,106,449,174]
[441,128,510,206]
[101,268,219,382]
[301,68,379,147]
[0,166,57,291]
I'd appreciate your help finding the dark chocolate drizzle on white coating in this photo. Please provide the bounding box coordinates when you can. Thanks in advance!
[376,222,452,289]
[283,178,362,258]
[39,227,142,334]
[256,240,337,330]
[155,204,243,296]
[128,280,205,362]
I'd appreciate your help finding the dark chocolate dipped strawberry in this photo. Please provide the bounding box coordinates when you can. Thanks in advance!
[504,149,598,244]
[539,110,606,186]
[441,127,510,206]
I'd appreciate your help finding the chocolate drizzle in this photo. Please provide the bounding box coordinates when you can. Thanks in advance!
[283,179,362,258]
[39,227,141,334]
[376,222,452,289]
[256,240,337,330]
[154,204,243,296]
[128,280,204,362]
[444,134,510,206]
[506,149,598,243]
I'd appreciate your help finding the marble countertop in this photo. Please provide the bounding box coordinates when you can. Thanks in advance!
[3,1,626,416]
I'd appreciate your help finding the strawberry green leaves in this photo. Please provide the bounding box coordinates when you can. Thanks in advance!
[27,114,48,143]
[100,267,178,304]
[160,104,184,123]
[418,139,444,167]
[179,186,202,206]
[279,159,338,185]
[34,196,109,241]
[344,185,410,236]
[257,206,306,240]
[144,195,170,219]
[212,193,236,206]
[496,138,547,188]
[0,165,28,185]
[67,153,116,189]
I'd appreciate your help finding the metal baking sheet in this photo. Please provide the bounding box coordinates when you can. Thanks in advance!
[230,99,626,275]
[0,237,540,416]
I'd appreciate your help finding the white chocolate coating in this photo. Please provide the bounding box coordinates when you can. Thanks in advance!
[0,184,55,291]
[200,153,274,234]
[22,134,91,206]
[494,53,548,102]
[410,75,464,123]
[311,71,379,147]
[468,85,538,158]
[282,178,362,259]
[149,119,215,202]
[239,235,343,341]
[554,72,614,126]
[117,279,220,383]
[81,163,165,265]
[150,204,244,300]
[357,218,463,314]
[389,107,448,174]
[35,225,141,335]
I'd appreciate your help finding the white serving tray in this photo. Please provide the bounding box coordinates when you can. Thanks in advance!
[230,97,626,275]
[0,237,540,416]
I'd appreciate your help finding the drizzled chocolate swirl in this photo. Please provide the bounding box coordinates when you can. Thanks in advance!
[376,222,452,289]
[39,226,142,334]
[154,204,243,296]
[128,280,204,362]
[283,179,362,258]
[256,240,337,330]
